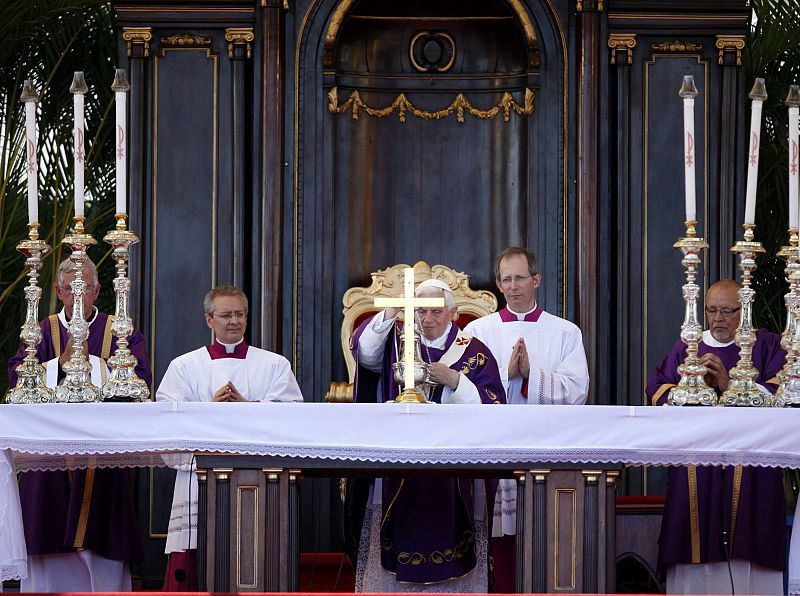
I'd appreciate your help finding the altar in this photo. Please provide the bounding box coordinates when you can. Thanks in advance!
[2,401,799,590]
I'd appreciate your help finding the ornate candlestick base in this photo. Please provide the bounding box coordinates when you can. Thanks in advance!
[668,222,717,406]
[719,225,766,407]
[54,218,101,404]
[101,215,150,402]
[6,224,55,404]
[392,388,430,404]
[773,232,800,406]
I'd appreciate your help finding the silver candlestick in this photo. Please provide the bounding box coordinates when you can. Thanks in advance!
[719,224,767,406]
[54,217,101,403]
[668,221,717,406]
[772,230,800,405]
[6,224,55,404]
[101,214,150,401]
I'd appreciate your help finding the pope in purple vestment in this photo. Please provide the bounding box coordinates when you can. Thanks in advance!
[646,281,786,589]
[7,261,150,582]
[346,279,505,589]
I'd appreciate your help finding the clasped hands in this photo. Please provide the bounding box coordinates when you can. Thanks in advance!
[699,353,730,391]
[508,338,530,380]
[213,381,247,402]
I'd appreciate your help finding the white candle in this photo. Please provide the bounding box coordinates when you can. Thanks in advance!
[744,78,768,226]
[679,75,698,222]
[787,85,800,230]
[112,69,130,216]
[70,72,88,218]
[21,81,38,224]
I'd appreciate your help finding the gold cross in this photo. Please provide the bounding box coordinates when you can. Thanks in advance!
[374,267,445,401]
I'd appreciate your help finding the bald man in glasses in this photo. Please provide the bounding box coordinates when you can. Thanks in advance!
[646,279,786,595]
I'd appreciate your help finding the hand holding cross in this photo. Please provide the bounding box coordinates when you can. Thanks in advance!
[374,267,444,399]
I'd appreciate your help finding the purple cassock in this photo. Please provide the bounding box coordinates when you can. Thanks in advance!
[645,328,786,573]
[346,319,505,584]
[7,310,150,563]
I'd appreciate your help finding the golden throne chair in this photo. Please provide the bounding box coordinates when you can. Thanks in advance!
[325,260,498,402]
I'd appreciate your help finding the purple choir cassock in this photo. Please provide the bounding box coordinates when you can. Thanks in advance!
[645,328,786,574]
[7,309,150,565]
[348,319,505,585]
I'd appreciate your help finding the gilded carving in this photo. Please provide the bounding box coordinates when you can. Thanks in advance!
[576,0,603,11]
[328,86,535,123]
[716,35,746,66]
[651,40,703,52]
[122,27,153,58]
[160,33,212,47]
[225,27,255,59]
[608,34,636,65]
[323,0,540,69]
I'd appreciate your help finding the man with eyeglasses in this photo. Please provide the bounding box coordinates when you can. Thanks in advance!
[646,279,786,595]
[7,258,150,592]
[156,284,303,590]
[464,246,589,592]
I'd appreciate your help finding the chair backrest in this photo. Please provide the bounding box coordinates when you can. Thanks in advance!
[339,260,498,383]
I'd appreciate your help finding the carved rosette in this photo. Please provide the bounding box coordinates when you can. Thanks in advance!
[651,40,703,52]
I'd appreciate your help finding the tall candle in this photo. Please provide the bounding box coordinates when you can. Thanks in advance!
[70,71,88,218]
[679,75,699,222]
[112,69,130,216]
[744,78,768,226]
[21,80,38,224]
[787,85,800,230]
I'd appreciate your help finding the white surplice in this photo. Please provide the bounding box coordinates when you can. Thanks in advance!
[465,306,589,537]
[155,341,303,554]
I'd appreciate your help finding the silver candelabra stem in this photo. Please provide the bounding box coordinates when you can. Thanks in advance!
[668,221,717,406]
[773,229,800,406]
[719,224,767,406]
[54,216,101,403]
[101,214,150,401]
[6,224,55,404]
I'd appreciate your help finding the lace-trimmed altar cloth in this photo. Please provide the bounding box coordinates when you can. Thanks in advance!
[3,401,800,581]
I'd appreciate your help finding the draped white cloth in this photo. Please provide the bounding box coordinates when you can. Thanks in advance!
[3,402,800,581]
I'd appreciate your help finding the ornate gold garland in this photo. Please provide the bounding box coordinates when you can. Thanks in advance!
[327,86,535,123]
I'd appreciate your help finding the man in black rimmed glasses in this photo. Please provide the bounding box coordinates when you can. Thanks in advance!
[646,279,786,595]
[156,285,303,590]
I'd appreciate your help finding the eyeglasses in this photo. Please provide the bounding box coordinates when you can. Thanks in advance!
[705,306,740,317]
[212,311,247,321]
[498,275,533,287]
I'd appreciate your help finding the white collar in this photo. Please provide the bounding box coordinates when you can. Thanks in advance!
[702,329,736,348]
[421,322,452,350]
[57,306,99,327]
[507,302,538,321]
[216,338,244,353]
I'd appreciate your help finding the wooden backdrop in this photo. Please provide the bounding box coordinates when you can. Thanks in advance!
[113,0,748,585]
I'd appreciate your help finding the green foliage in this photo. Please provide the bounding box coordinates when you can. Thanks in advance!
[0,1,117,394]
[748,0,800,332]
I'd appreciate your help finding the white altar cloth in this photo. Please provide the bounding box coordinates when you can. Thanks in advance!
[2,401,800,581]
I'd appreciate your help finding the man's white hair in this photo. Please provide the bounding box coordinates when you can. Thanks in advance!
[415,278,456,310]
[57,258,98,287]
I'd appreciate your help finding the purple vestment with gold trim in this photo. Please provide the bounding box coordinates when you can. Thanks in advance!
[7,311,150,562]
[646,328,786,572]
[348,320,505,584]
